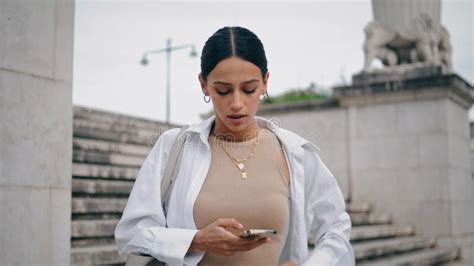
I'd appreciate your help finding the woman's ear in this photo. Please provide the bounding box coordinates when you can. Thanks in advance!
[263,71,270,86]
[262,72,270,94]
[198,74,208,94]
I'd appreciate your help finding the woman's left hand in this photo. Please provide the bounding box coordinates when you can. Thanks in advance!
[279,261,297,266]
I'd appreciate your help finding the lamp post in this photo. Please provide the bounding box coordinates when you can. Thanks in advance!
[140,38,197,124]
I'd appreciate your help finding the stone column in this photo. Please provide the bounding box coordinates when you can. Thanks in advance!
[335,65,474,262]
[0,0,74,264]
[372,0,441,39]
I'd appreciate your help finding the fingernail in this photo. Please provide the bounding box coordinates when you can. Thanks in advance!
[238,224,243,228]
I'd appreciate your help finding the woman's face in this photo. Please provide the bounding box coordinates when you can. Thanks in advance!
[199,56,269,138]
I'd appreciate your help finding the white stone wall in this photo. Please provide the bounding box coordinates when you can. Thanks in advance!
[471,135,474,175]
[260,108,351,201]
[348,97,474,237]
[0,0,74,264]
[447,100,473,235]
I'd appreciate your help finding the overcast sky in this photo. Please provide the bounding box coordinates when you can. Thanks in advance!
[73,0,473,125]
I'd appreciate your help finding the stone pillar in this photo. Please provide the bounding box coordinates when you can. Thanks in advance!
[372,0,441,39]
[0,0,74,264]
[335,65,474,262]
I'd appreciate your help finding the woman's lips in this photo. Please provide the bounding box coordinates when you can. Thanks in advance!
[228,115,247,125]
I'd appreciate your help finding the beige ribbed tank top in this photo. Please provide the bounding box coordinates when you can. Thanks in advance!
[193,127,290,266]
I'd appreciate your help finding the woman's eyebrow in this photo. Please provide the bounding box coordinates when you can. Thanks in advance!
[213,79,259,85]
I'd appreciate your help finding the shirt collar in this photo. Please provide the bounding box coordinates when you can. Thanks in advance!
[185,115,320,151]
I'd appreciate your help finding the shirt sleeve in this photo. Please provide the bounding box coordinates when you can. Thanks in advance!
[114,128,205,265]
[301,146,355,266]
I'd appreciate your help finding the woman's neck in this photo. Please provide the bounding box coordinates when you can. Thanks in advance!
[211,119,260,143]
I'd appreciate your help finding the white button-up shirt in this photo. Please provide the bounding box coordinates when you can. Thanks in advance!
[115,115,354,265]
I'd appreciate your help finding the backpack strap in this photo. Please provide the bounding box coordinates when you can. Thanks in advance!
[161,126,189,216]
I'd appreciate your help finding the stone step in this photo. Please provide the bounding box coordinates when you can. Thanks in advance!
[353,236,436,261]
[308,224,414,246]
[346,202,371,213]
[72,213,122,220]
[71,244,125,265]
[72,179,133,196]
[351,224,415,242]
[74,118,160,140]
[446,260,471,266]
[350,213,391,226]
[72,198,127,214]
[73,163,139,180]
[72,238,116,248]
[73,137,150,157]
[74,105,178,131]
[71,219,117,238]
[74,125,152,145]
[358,247,460,265]
[73,150,145,167]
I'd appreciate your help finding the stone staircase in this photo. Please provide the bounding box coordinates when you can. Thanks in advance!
[71,106,462,265]
[340,204,460,265]
[71,106,176,264]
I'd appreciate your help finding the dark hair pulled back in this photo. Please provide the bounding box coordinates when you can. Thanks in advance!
[200,26,268,80]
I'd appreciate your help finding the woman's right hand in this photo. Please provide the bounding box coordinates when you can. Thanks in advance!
[188,218,270,256]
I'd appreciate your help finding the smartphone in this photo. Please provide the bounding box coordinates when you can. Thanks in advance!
[241,229,277,239]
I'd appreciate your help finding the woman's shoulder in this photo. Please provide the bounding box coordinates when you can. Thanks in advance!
[147,127,182,155]
[161,127,182,139]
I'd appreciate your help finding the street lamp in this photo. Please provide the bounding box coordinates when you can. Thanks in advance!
[140,38,197,124]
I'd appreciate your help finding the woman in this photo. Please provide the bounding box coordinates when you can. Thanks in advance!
[115,26,354,266]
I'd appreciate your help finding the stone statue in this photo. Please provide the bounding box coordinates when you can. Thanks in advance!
[362,0,452,72]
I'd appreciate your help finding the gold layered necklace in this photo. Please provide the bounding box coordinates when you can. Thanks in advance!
[214,128,260,179]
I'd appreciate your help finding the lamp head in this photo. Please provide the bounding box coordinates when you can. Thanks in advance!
[140,57,149,66]
[189,46,197,58]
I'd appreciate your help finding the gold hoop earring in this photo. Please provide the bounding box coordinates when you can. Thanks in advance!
[203,95,211,103]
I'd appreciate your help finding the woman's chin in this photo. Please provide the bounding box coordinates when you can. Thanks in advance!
[224,122,246,132]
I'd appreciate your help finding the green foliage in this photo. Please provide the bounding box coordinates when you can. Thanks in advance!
[263,82,330,104]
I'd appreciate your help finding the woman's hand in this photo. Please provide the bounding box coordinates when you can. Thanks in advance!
[188,218,270,256]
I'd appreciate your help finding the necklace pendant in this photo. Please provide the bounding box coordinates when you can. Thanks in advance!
[238,163,245,170]
[241,171,247,179]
